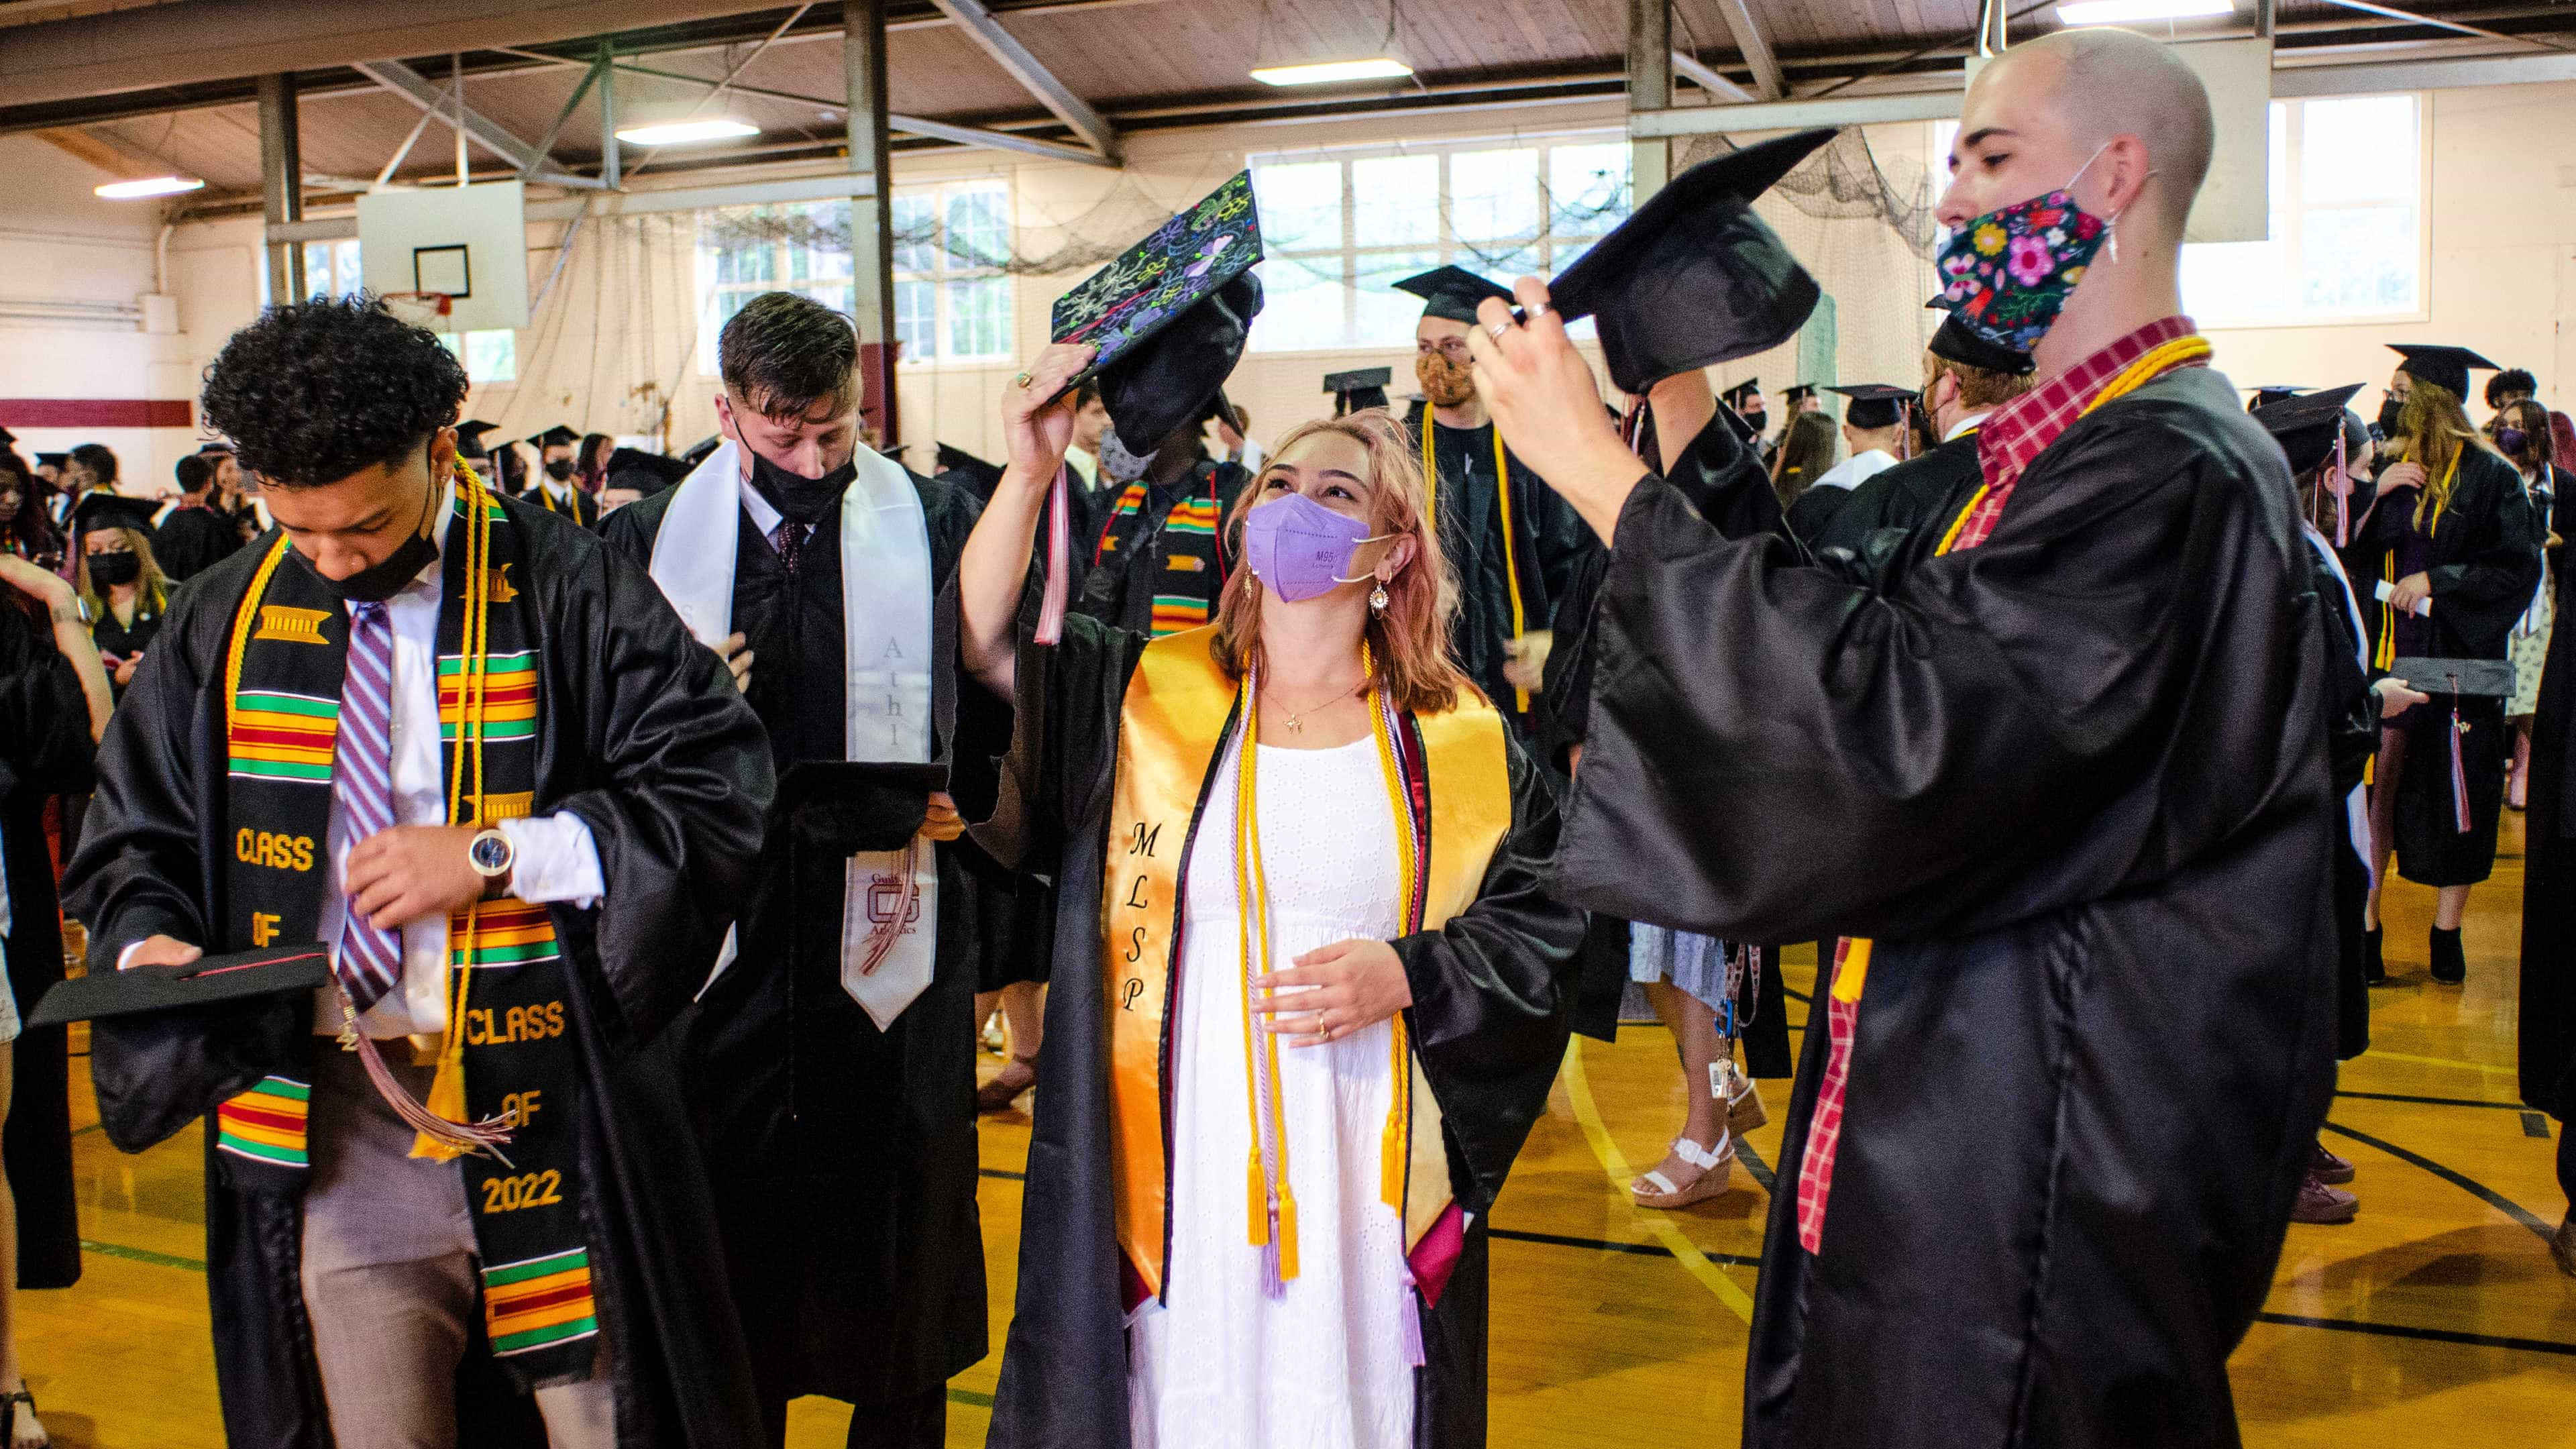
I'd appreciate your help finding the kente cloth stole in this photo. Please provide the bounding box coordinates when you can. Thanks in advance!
[1093,470,1227,637]
[1099,627,1512,1304]
[1797,334,2214,1256]
[213,490,602,1386]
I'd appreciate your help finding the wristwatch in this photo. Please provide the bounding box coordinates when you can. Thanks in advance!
[467,826,517,891]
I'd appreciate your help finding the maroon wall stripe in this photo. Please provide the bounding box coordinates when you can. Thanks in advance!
[0,399,194,429]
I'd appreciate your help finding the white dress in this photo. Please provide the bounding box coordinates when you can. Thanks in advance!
[1128,736,1417,1449]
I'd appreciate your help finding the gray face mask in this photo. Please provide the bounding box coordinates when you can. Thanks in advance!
[1097,425,1155,486]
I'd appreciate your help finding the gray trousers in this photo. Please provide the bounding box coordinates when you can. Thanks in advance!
[299,1047,616,1449]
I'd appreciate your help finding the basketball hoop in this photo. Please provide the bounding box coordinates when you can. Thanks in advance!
[380,291,455,329]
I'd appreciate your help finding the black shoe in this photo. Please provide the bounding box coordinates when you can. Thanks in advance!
[2429,926,2467,984]
[2363,927,2386,985]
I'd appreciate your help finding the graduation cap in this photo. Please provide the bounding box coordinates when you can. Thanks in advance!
[1927,311,2034,376]
[453,420,498,460]
[1088,271,1264,448]
[933,442,1006,495]
[1828,384,1917,431]
[0,426,14,446]
[2387,343,2500,400]
[1053,170,1261,406]
[527,425,581,450]
[1394,265,1517,326]
[1324,366,1391,415]
[605,447,692,492]
[2246,385,2308,411]
[1782,384,1819,409]
[1547,127,1835,394]
[25,942,332,1029]
[1719,379,1764,408]
[34,453,66,470]
[72,490,158,534]
[2251,382,2365,478]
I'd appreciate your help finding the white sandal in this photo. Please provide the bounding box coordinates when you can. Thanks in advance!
[1631,1133,1734,1209]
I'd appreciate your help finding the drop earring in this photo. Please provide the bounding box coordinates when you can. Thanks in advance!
[1368,580,1390,612]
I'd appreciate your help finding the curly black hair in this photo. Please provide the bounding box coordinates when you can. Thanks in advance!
[201,294,470,488]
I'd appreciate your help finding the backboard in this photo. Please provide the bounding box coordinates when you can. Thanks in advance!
[356,180,530,332]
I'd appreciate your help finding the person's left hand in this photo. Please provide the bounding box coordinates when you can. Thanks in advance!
[922,790,966,843]
[1501,630,1554,691]
[345,824,489,932]
[1258,938,1413,1049]
[2388,571,2434,614]
[113,651,140,687]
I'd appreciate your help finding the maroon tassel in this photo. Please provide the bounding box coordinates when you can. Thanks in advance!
[2449,698,2471,833]
[1034,462,1072,646]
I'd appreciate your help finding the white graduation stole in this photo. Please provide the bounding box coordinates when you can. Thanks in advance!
[649,439,938,1030]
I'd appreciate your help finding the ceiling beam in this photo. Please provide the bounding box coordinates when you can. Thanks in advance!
[1670,50,1756,102]
[607,60,1117,168]
[926,0,1120,161]
[1707,0,1788,100]
[32,125,174,181]
[2308,0,2575,51]
[352,58,610,187]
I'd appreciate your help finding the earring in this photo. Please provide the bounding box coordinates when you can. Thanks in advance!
[2106,217,2120,265]
[1368,582,1390,612]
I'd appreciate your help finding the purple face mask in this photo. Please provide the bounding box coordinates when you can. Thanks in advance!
[1242,490,1389,603]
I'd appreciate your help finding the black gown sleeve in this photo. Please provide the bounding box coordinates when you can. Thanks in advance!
[537,531,776,1044]
[0,606,93,802]
[940,586,1146,874]
[1552,399,2303,947]
[1525,464,1595,633]
[2424,453,2541,656]
[1389,737,1585,1211]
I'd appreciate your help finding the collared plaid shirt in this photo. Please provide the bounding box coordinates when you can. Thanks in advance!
[1792,313,2206,1258]
[1955,315,2202,550]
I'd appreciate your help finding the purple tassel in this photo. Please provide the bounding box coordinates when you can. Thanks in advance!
[1260,1230,1286,1301]
[1400,1271,1428,1367]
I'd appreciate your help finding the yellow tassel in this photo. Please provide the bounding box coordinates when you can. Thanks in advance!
[409,1040,470,1161]
[1275,1186,1301,1282]
[1247,1150,1270,1246]
[1380,1016,1409,1214]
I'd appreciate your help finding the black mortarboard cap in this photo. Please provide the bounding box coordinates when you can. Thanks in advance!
[605,447,692,491]
[527,425,580,449]
[2388,344,2500,400]
[0,427,14,446]
[1828,384,1917,431]
[1394,265,1517,325]
[1782,384,1818,407]
[1719,379,1764,407]
[2247,385,2308,411]
[453,420,498,459]
[34,453,66,470]
[1547,127,1835,394]
[2253,382,2365,477]
[1091,271,1265,447]
[1324,367,1391,414]
[775,761,953,851]
[26,941,333,1029]
[933,442,1006,494]
[1928,311,2034,376]
[72,490,157,534]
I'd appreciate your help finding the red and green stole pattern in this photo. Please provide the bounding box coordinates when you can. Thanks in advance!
[1091,467,1229,637]
[213,480,601,1384]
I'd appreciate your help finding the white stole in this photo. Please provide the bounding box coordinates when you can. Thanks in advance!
[649,439,938,1030]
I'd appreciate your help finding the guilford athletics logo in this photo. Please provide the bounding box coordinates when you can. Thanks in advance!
[865,870,923,935]
[254,606,333,644]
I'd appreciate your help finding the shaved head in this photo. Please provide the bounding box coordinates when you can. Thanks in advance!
[1977,29,2212,237]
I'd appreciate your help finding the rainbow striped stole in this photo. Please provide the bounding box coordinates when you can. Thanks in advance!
[449,898,563,971]
[438,650,537,741]
[482,1247,598,1358]
[215,1075,311,1169]
[227,690,339,784]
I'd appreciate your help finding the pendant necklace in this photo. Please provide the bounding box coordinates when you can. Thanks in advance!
[1273,676,1367,735]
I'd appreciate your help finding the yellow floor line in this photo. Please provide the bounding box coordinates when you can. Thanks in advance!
[1560,1037,1759,1324]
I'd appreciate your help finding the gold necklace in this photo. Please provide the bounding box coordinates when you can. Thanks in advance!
[1269,674,1368,735]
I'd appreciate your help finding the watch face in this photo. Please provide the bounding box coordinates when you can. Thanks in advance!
[470,833,513,873]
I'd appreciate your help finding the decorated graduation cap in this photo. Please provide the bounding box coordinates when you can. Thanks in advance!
[1395,265,1517,325]
[2388,343,2501,399]
[527,424,581,449]
[1324,366,1392,415]
[1548,127,1835,394]
[2252,383,2365,478]
[453,419,498,459]
[1053,170,1263,447]
[1828,384,1917,431]
[1928,311,2033,376]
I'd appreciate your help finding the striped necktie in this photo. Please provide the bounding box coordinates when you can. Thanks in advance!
[333,600,405,1014]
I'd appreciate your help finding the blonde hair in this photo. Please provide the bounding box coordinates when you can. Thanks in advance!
[2388,378,2497,528]
[1212,417,1475,717]
[78,525,169,617]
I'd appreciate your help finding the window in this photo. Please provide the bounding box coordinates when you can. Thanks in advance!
[303,239,364,301]
[1931,94,2424,327]
[696,182,1014,372]
[1247,134,1632,352]
[441,330,518,384]
[291,239,517,382]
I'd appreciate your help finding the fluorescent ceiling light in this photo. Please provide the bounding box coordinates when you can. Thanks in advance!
[95,176,205,199]
[2055,0,2233,22]
[1250,58,1415,87]
[614,118,761,147]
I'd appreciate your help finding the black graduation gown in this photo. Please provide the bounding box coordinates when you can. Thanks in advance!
[940,604,1585,1449]
[1075,458,1251,637]
[1549,365,2339,1449]
[62,502,774,1449]
[1787,429,1986,560]
[1405,402,1598,736]
[2352,447,2540,887]
[600,474,992,1415]
[2311,536,2380,1059]
[90,597,162,706]
[529,482,603,530]
[152,502,247,582]
[0,602,88,1292]
[2520,488,2576,1120]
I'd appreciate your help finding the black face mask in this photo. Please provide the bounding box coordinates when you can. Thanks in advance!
[87,552,140,588]
[1741,408,1769,439]
[544,458,576,482]
[2377,398,2404,439]
[741,443,855,527]
[294,452,441,604]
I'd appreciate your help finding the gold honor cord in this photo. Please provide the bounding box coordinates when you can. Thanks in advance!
[420,462,504,1159]
[1421,408,1530,710]
[1234,641,1420,1279]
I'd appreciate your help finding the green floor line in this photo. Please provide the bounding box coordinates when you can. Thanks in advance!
[80,1238,205,1273]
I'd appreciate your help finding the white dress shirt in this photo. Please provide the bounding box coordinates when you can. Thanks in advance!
[1945,412,1993,443]
[121,482,605,1038]
[1811,448,1900,493]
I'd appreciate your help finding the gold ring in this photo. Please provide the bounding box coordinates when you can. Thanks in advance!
[1013,372,1033,388]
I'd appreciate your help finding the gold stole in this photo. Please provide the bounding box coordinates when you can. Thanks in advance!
[1101,627,1512,1299]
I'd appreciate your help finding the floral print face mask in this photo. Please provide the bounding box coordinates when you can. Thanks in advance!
[1930,141,2117,355]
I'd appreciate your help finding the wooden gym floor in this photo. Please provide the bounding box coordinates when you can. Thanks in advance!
[25,814,2576,1446]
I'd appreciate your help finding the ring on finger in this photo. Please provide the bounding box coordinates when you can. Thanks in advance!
[1487,320,1510,339]
[1013,372,1033,388]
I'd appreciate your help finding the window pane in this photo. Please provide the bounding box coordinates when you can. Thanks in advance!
[947,188,1010,270]
[1354,250,1438,348]
[466,329,517,383]
[2303,96,2415,206]
[1254,161,1343,252]
[892,195,937,274]
[946,276,1011,358]
[304,243,331,299]
[1450,148,1540,246]
[1247,254,1345,352]
[335,240,364,294]
[895,278,937,360]
[2180,237,2288,320]
[1352,155,1438,248]
[2301,205,2417,313]
[1548,143,1631,238]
